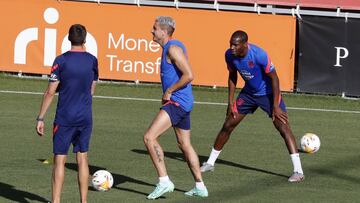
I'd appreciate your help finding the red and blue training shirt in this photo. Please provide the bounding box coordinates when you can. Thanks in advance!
[225,44,275,96]
[49,50,98,126]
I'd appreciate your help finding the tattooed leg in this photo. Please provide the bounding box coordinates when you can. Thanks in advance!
[143,110,172,177]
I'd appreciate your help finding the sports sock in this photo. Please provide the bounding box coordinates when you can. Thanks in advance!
[159,176,171,186]
[290,153,304,174]
[195,181,206,190]
[207,147,221,166]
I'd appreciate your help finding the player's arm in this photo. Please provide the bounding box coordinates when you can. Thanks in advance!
[91,58,99,96]
[163,45,194,101]
[227,66,237,117]
[91,81,97,96]
[36,81,59,136]
[267,70,288,124]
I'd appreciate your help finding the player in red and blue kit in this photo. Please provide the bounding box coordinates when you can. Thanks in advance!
[36,24,98,203]
[201,30,305,182]
[144,16,208,200]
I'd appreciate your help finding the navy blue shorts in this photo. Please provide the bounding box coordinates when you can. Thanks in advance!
[52,124,92,155]
[161,101,191,130]
[233,92,287,117]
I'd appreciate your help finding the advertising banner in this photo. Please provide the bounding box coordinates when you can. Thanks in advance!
[298,16,360,96]
[0,0,296,90]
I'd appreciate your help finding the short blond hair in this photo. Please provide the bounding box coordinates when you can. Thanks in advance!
[156,16,175,36]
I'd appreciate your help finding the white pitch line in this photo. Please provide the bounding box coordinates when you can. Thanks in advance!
[0,90,44,95]
[286,107,360,114]
[1,90,360,114]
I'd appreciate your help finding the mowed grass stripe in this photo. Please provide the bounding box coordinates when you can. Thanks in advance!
[1,89,359,114]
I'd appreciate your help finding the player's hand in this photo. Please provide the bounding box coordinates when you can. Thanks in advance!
[272,106,288,124]
[161,99,169,105]
[226,104,231,116]
[227,104,237,119]
[162,89,172,102]
[36,121,45,136]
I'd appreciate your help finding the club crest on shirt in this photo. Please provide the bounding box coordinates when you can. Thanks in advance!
[248,60,255,68]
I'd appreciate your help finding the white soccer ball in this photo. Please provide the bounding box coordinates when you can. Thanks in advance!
[91,170,114,192]
[300,133,320,153]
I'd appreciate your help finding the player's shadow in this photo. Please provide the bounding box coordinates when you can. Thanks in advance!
[65,163,186,197]
[310,154,360,184]
[0,182,49,203]
[132,149,288,178]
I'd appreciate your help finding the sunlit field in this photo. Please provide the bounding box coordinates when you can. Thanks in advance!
[1,75,359,202]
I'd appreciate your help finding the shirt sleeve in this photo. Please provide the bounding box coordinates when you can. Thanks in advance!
[225,49,236,71]
[93,57,99,81]
[257,49,275,74]
[49,57,61,82]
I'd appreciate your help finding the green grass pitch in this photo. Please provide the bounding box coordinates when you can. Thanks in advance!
[0,75,359,202]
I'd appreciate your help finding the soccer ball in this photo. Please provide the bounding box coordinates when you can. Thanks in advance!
[91,170,114,192]
[300,133,320,153]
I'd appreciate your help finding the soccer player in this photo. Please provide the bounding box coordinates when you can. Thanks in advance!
[144,16,208,200]
[200,30,305,182]
[35,24,98,203]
